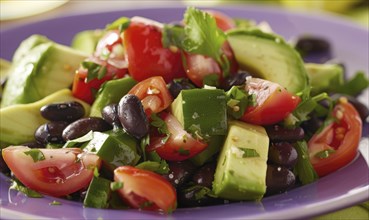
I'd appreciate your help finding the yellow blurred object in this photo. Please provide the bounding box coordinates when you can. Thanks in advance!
[280,0,362,13]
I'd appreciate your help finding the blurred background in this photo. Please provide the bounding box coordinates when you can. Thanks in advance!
[1,0,368,30]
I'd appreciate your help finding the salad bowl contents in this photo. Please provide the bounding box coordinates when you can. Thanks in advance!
[0,6,368,219]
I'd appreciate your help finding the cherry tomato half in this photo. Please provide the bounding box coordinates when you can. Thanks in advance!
[2,146,101,197]
[114,166,177,213]
[241,78,301,125]
[123,17,186,83]
[308,99,362,177]
[148,112,208,161]
[128,76,173,115]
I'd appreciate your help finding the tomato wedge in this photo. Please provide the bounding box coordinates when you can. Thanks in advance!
[128,76,173,115]
[2,146,101,197]
[114,166,177,213]
[205,10,236,31]
[123,17,186,83]
[148,112,208,161]
[240,78,301,125]
[308,99,362,177]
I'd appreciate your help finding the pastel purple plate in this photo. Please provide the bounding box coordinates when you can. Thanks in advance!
[1,5,368,220]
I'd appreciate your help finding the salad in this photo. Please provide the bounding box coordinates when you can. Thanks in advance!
[0,7,368,214]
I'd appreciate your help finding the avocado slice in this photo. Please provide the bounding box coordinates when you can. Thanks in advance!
[170,88,228,136]
[212,120,269,200]
[90,77,136,117]
[71,29,105,54]
[227,29,309,95]
[1,40,88,108]
[305,63,344,95]
[12,35,50,62]
[0,89,90,146]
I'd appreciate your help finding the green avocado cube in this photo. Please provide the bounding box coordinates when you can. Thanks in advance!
[90,77,136,117]
[71,29,105,54]
[84,131,140,171]
[213,120,269,201]
[171,88,227,136]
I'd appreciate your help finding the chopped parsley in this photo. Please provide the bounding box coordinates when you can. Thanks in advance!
[49,200,62,205]
[238,147,260,158]
[10,179,43,198]
[315,149,336,159]
[135,160,170,174]
[106,16,131,33]
[293,141,319,185]
[178,147,190,156]
[140,135,150,161]
[110,181,123,191]
[150,113,170,144]
[24,149,45,162]
[81,61,107,82]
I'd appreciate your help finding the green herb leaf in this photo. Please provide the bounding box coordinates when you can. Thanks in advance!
[24,149,45,162]
[49,200,62,205]
[293,141,319,185]
[178,147,190,156]
[334,71,369,96]
[183,185,212,200]
[150,113,171,144]
[110,181,123,191]
[140,135,150,161]
[292,92,331,123]
[162,24,186,48]
[226,86,251,119]
[315,149,336,159]
[106,17,131,33]
[63,131,94,148]
[238,147,260,158]
[10,179,43,198]
[81,61,107,82]
[139,201,154,209]
[183,7,228,77]
[135,160,170,175]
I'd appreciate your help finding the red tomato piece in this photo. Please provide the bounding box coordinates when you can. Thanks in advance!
[128,76,173,115]
[308,99,362,177]
[240,78,301,125]
[148,112,208,161]
[205,10,236,31]
[72,31,128,104]
[2,146,101,197]
[123,17,186,83]
[185,42,238,87]
[114,166,177,213]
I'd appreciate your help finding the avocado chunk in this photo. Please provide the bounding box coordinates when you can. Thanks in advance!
[0,59,11,103]
[12,35,50,62]
[83,176,111,208]
[0,89,90,146]
[71,29,105,54]
[170,88,227,136]
[305,63,344,95]
[1,40,88,107]
[90,77,137,117]
[83,131,140,171]
[213,120,269,200]
[227,29,309,95]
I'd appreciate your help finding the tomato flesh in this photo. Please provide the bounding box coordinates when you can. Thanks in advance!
[2,146,101,197]
[241,78,301,125]
[308,100,362,177]
[114,166,176,213]
[123,18,186,83]
[148,112,208,161]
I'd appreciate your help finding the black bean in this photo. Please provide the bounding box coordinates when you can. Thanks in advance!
[118,94,149,139]
[266,164,295,196]
[221,71,251,91]
[178,185,225,208]
[40,101,85,122]
[168,78,196,98]
[331,94,369,121]
[301,115,323,136]
[266,125,305,142]
[101,104,121,127]
[191,162,216,188]
[62,117,112,141]
[295,37,332,63]
[268,142,298,168]
[162,161,196,189]
[35,121,69,144]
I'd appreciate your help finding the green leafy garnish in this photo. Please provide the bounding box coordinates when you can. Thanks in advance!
[178,147,190,156]
[10,179,43,198]
[315,149,336,159]
[24,149,45,162]
[106,17,131,33]
[150,113,170,144]
[81,61,107,82]
[110,181,123,191]
[293,141,319,185]
[334,71,369,96]
[238,147,260,158]
[162,24,185,49]
[135,160,170,174]
[139,201,154,209]
[226,86,252,119]
[49,200,62,205]
[140,135,150,161]
[63,131,94,148]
